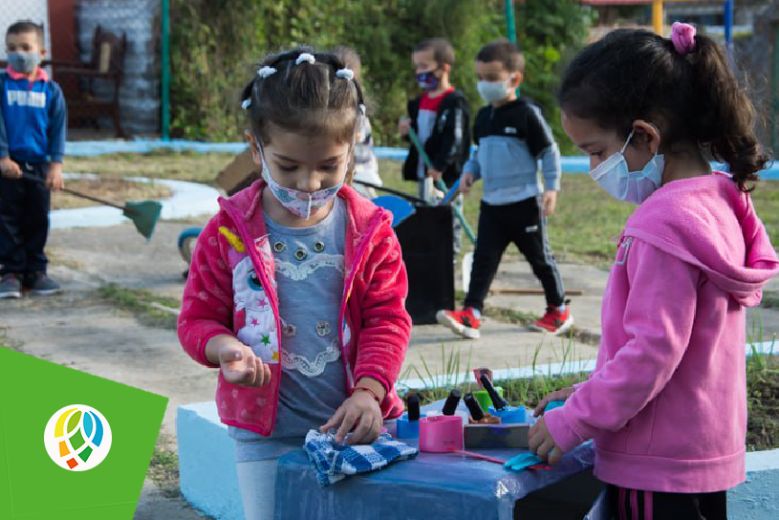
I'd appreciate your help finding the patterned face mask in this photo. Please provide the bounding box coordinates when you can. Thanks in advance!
[256,140,346,220]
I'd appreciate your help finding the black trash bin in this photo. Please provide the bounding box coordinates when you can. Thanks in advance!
[394,205,454,324]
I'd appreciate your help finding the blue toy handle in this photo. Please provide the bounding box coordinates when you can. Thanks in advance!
[178,227,202,264]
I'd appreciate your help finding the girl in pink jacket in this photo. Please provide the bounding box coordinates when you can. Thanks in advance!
[529,24,778,519]
[177,48,411,519]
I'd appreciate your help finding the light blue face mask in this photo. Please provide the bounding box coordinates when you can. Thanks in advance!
[7,51,41,74]
[589,130,665,204]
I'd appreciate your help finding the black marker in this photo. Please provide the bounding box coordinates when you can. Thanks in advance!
[480,373,508,410]
[407,393,420,421]
[442,389,461,416]
[463,392,485,421]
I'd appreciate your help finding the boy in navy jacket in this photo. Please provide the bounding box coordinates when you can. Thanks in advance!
[0,20,66,298]
[437,40,572,338]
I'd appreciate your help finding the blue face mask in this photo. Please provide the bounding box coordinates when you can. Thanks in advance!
[416,71,439,91]
[589,130,665,204]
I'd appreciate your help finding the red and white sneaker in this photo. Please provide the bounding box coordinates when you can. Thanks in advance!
[436,307,481,339]
[529,304,574,335]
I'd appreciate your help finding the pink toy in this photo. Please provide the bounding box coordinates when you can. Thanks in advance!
[419,415,464,453]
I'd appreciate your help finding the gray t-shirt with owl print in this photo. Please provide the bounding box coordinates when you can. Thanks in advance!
[228,198,348,462]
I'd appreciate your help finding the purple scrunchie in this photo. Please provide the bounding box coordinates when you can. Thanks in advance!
[671,22,696,55]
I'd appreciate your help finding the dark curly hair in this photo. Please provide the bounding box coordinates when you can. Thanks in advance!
[559,29,768,192]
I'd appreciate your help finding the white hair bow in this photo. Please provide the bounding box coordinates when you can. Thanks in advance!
[257,66,277,78]
[295,53,316,65]
[335,68,354,80]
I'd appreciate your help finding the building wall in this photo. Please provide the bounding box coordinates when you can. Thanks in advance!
[0,0,50,60]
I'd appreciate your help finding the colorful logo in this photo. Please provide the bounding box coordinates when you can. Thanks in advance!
[43,404,113,471]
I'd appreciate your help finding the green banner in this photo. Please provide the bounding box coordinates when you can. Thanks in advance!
[0,347,167,519]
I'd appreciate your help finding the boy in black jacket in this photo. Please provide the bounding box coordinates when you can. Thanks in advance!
[399,38,470,200]
[436,39,572,338]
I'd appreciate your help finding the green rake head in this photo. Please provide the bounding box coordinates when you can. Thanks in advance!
[123,200,163,241]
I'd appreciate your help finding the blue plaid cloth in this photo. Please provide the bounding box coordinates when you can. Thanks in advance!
[303,429,419,486]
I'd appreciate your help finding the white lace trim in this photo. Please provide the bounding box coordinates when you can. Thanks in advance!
[274,254,344,281]
[281,338,341,377]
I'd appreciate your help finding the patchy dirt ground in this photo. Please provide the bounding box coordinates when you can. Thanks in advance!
[52,178,172,210]
[2,218,777,519]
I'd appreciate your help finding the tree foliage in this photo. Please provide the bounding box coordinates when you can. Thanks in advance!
[170,0,593,151]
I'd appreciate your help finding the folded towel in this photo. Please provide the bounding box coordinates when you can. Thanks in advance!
[303,429,418,486]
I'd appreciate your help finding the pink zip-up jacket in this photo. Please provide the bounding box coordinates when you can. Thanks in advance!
[177,182,411,436]
[545,173,779,493]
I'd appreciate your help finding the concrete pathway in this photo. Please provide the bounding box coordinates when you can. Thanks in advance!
[2,215,776,518]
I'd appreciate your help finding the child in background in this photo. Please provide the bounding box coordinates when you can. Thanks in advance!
[332,46,381,199]
[399,37,470,201]
[436,39,571,338]
[178,48,411,519]
[531,24,778,519]
[0,20,66,299]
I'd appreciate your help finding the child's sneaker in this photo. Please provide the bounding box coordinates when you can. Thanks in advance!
[0,274,22,299]
[529,304,574,335]
[25,272,62,296]
[436,307,481,339]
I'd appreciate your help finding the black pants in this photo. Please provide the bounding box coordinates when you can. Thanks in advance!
[0,160,50,276]
[607,485,727,520]
[464,197,565,311]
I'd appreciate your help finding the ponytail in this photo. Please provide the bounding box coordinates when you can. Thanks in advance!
[686,35,767,191]
[559,27,768,192]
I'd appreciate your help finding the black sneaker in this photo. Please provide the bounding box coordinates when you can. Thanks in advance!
[0,273,22,299]
[26,272,62,296]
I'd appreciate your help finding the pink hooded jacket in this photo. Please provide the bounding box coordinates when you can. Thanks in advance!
[545,173,778,493]
[178,182,411,436]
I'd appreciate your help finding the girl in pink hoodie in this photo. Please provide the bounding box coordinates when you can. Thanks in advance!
[528,24,779,519]
[177,48,411,519]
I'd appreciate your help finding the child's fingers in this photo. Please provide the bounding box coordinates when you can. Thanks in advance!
[347,414,373,445]
[320,406,346,434]
[335,409,358,444]
[533,397,550,417]
[528,423,543,451]
[261,361,272,386]
[548,447,563,465]
[535,438,556,461]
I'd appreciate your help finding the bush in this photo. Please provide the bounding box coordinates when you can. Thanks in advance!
[170,0,593,151]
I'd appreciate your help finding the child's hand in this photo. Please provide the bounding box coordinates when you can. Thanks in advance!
[528,416,564,464]
[217,340,271,387]
[320,390,382,445]
[460,172,475,194]
[0,157,22,179]
[398,116,411,137]
[533,386,575,417]
[542,190,558,217]
[46,163,64,191]
[427,168,443,181]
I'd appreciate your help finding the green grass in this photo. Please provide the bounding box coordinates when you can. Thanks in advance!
[746,338,778,451]
[147,433,182,499]
[64,152,779,267]
[402,343,589,408]
[97,283,181,330]
[64,149,236,185]
[379,160,779,267]
[763,291,779,310]
[403,339,779,451]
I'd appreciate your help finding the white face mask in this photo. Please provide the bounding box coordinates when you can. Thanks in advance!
[476,79,512,104]
[589,130,664,204]
[256,141,345,220]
